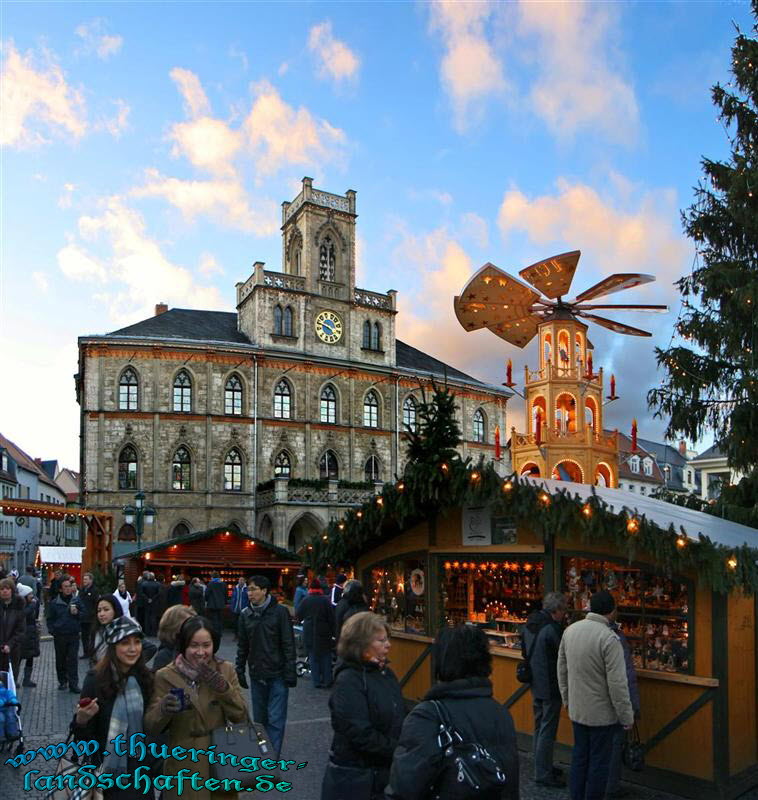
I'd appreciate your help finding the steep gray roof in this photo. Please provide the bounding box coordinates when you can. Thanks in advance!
[692,444,725,461]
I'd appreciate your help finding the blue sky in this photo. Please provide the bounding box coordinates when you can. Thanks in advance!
[1,1,753,469]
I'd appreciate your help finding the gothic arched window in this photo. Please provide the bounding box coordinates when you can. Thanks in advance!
[274,380,292,419]
[173,370,192,412]
[364,455,380,482]
[403,396,417,432]
[172,522,190,538]
[363,390,379,428]
[371,322,381,350]
[273,305,283,336]
[172,447,191,491]
[119,368,138,410]
[118,445,138,490]
[283,306,294,337]
[319,450,339,480]
[320,384,337,424]
[473,409,485,443]
[118,523,137,541]
[274,451,291,478]
[362,320,371,349]
[225,374,243,416]
[319,235,336,281]
[224,448,242,492]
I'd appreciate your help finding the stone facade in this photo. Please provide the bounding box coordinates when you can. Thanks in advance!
[77,179,511,556]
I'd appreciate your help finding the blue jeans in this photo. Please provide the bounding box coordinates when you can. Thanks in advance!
[533,695,562,782]
[250,677,289,758]
[570,721,619,800]
[309,649,332,688]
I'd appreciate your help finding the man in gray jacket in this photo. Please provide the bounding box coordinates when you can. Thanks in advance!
[558,590,633,800]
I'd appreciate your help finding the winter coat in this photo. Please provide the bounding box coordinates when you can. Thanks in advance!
[140,578,161,607]
[296,591,335,655]
[521,609,563,700]
[334,595,370,644]
[74,584,99,623]
[0,596,26,671]
[20,599,40,660]
[610,622,641,715]
[166,580,185,607]
[557,612,634,728]
[329,658,405,774]
[386,677,520,800]
[150,643,176,672]
[329,584,345,606]
[230,584,249,614]
[145,659,247,800]
[204,579,227,611]
[293,585,308,615]
[48,593,81,637]
[236,596,296,685]
[189,583,206,615]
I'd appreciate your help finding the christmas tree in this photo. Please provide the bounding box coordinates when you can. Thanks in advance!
[648,3,758,473]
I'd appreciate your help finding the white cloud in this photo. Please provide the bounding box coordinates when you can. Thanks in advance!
[278,62,290,77]
[460,212,489,248]
[516,0,638,142]
[132,169,277,235]
[0,40,87,147]
[198,252,224,278]
[170,67,211,119]
[308,21,361,84]
[60,196,226,323]
[229,45,249,73]
[75,19,123,60]
[100,98,130,137]
[58,182,76,209]
[243,80,347,176]
[32,272,49,292]
[428,0,507,132]
[168,116,242,177]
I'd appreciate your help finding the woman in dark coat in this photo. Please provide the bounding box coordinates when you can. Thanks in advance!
[297,579,335,688]
[17,584,40,687]
[189,578,206,616]
[386,625,520,800]
[0,577,25,678]
[322,611,405,800]
[334,580,369,643]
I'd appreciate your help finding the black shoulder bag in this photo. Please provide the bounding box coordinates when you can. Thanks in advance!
[621,722,645,772]
[429,700,507,800]
[516,622,537,684]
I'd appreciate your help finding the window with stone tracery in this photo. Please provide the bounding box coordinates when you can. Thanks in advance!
[320,384,337,424]
[319,450,339,480]
[224,449,242,492]
[172,447,191,491]
[274,451,291,478]
[364,390,379,428]
[118,446,138,490]
[365,455,380,482]
[403,396,417,433]
[274,380,292,419]
[319,235,336,281]
[473,409,485,443]
[225,374,243,416]
[119,368,139,410]
[173,370,192,412]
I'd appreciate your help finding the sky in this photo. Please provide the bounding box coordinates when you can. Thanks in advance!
[1,0,753,470]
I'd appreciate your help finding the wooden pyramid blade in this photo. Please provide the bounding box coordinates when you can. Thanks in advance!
[486,313,541,348]
[576,312,652,337]
[573,303,668,312]
[518,250,581,300]
[573,273,654,303]
[454,263,540,332]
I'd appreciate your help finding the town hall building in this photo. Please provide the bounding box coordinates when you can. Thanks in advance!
[76,178,511,555]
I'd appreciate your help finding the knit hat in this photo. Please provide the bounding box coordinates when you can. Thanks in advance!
[335,574,347,585]
[589,590,616,616]
[16,584,33,599]
[103,616,144,645]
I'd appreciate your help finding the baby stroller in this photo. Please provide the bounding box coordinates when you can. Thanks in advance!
[0,666,24,756]
[293,624,310,677]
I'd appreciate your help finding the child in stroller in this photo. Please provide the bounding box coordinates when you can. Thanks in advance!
[0,668,23,754]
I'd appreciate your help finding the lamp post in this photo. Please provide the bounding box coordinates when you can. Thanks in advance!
[123,490,156,551]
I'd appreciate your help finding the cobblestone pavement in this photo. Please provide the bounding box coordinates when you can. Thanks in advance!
[3,629,754,799]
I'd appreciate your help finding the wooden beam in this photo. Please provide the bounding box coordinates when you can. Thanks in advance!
[398,643,433,690]
[643,687,716,754]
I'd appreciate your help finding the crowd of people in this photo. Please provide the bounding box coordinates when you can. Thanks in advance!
[0,563,641,800]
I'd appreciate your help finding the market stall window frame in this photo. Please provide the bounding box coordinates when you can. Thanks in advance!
[558,549,696,676]
[363,551,430,637]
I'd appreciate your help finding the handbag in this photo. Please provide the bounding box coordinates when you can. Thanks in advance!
[429,700,507,800]
[210,713,272,789]
[45,734,103,800]
[320,757,376,800]
[621,723,645,772]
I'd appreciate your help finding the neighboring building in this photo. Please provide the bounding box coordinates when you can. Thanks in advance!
[0,445,19,571]
[616,433,665,497]
[637,437,700,496]
[55,467,81,503]
[77,178,512,556]
[688,445,743,501]
[0,433,71,572]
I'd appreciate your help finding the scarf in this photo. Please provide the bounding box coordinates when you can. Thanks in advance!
[308,588,323,595]
[102,674,144,774]
[249,594,272,617]
[174,653,200,683]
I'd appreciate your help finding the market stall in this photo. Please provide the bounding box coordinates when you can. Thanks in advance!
[312,470,758,800]
[37,546,85,585]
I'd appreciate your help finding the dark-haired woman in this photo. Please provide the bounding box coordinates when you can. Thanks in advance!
[322,611,405,800]
[72,617,160,800]
[334,580,369,643]
[387,625,520,799]
[89,594,123,664]
[145,616,247,800]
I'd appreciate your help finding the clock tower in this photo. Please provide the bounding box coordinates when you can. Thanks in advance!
[237,177,397,367]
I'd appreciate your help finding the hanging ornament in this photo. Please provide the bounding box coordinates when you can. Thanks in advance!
[609,374,617,399]
[631,419,638,452]
[535,409,542,446]
[494,426,501,461]
[587,352,593,378]
[506,359,513,387]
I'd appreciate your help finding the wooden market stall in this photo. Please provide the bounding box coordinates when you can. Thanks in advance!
[322,474,757,800]
[36,545,85,584]
[119,525,302,607]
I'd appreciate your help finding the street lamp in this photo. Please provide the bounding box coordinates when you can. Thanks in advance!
[123,490,156,549]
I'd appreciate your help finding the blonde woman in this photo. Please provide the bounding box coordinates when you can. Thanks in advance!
[151,603,197,671]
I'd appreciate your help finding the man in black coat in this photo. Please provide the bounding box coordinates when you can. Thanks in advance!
[74,572,99,659]
[140,572,161,636]
[522,591,568,788]
[297,580,335,688]
[204,571,227,636]
[47,576,81,692]
[236,575,296,757]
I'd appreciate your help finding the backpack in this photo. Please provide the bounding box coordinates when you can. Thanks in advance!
[429,699,507,799]
[516,611,550,684]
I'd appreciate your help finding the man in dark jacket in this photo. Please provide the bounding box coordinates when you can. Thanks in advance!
[204,572,227,636]
[297,580,335,688]
[47,576,80,692]
[236,575,296,757]
[229,576,249,640]
[140,572,161,636]
[329,573,347,606]
[0,578,26,678]
[334,580,369,643]
[522,590,567,788]
[74,572,99,659]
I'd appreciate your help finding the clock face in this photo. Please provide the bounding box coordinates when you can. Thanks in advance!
[315,310,343,344]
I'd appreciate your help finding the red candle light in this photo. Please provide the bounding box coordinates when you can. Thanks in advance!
[494,425,501,460]
[631,418,638,452]
[535,409,542,445]
[587,352,593,377]
[610,374,616,398]
[506,359,513,386]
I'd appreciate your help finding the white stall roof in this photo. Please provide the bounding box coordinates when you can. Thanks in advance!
[38,546,84,564]
[523,477,758,550]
